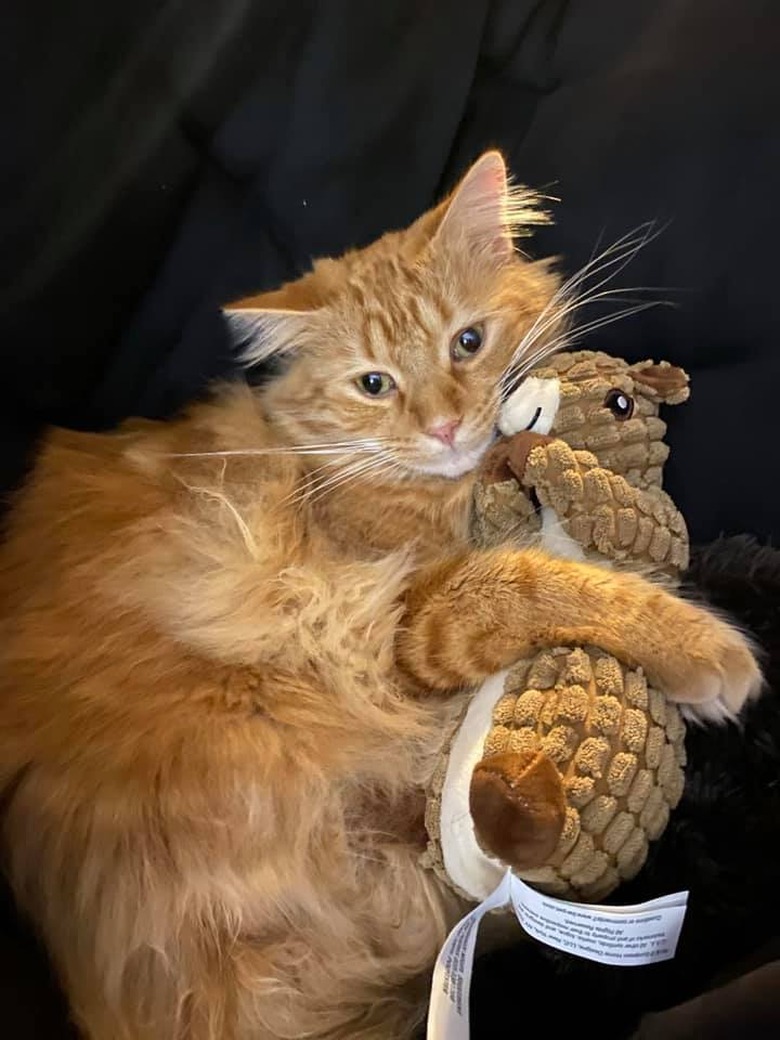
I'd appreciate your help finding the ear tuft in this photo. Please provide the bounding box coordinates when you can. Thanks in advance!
[222,307,309,366]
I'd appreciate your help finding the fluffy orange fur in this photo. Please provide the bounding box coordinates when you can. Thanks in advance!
[0,153,761,1039]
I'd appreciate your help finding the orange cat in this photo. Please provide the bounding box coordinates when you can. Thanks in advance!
[0,153,761,1039]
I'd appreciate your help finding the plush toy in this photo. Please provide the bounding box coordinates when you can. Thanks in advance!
[423,351,693,905]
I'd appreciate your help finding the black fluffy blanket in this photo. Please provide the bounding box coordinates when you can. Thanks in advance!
[471,535,780,1039]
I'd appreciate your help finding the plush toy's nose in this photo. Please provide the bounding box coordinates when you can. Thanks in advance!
[470,750,566,869]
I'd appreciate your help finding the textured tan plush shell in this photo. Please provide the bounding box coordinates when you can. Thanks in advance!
[484,647,686,901]
[422,646,687,903]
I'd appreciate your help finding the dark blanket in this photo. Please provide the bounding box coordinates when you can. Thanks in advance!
[2,2,780,1036]
[471,536,780,1038]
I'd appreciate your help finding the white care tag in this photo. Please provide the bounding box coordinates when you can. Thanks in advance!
[510,877,688,968]
[427,872,689,1040]
[426,871,512,1040]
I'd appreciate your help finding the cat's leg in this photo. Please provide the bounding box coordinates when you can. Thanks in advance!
[397,547,762,719]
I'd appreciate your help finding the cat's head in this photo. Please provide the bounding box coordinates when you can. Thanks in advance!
[224,152,559,479]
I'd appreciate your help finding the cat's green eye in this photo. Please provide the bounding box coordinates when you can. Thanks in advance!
[356,372,396,397]
[451,325,484,360]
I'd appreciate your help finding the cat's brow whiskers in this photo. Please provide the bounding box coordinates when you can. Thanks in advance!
[506,283,668,381]
[501,300,662,395]
[506,248,656,374]
[511,297,670,384]
[513,222,662,357]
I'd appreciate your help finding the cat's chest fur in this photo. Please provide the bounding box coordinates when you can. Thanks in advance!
[313,474,476,561]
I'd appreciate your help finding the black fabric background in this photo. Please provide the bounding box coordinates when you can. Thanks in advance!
[1,1,779,1035]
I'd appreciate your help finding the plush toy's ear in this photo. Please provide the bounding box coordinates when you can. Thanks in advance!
[222,306,312,366]
[470,749,566,869]
[433,151,548,261]
[631,361,691,405]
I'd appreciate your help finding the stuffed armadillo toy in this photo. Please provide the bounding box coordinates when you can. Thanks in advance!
[423,351,692,905]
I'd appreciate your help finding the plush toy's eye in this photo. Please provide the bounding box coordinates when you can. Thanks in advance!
[451,325,484,360]
[604,388,634,420]
[356,372,396,397]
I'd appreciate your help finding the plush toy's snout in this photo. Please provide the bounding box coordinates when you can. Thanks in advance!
[481,432,556,487]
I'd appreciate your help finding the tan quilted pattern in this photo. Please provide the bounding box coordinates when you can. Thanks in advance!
[471,478,540,548]
[421,645,687,903]
[523,440,689,572]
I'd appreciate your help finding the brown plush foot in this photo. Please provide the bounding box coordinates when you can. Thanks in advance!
[469,750,566,870]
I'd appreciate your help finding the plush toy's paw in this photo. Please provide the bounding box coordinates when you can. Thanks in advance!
[505,431,557,483]
[479,432,557,487]
[469,749,566,868]
[660,608,763,723]
[521,437,594,508]
[479,438,516,485]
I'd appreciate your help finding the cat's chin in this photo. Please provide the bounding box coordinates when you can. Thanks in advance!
[411,438,494,480]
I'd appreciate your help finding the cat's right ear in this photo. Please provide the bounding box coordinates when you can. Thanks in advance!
[431,151,548,261]
[222,307,311,366]
[433,151,512,261]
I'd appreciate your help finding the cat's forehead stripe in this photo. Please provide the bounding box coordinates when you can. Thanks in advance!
[343,261,456,356]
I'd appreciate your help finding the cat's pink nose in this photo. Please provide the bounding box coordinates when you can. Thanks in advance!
[428,419,461,447]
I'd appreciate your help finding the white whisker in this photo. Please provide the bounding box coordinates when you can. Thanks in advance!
[280,454,380,509]
[535,300,671,357]
[504,300,668,392]
[166,439,382,461]
[286,456,385,508]
[500,222,670,392]
[302,455,401,508]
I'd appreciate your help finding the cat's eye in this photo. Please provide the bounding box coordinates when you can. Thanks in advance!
[451,325,484,360]
[356,372,396,397]
[604,388,634,420]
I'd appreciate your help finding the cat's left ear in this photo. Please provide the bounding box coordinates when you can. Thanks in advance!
[222,306,311,366]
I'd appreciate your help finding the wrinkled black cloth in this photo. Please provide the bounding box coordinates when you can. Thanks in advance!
[1,1,779,539]
[1,4,780,1034]
[471,536,780,1039]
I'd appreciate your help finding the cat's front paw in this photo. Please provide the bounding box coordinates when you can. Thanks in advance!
[662,610,763,724]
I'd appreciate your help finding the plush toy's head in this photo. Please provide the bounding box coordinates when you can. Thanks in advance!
[500,351,690,490]
[423,350,691,905]
[473,352,690,573]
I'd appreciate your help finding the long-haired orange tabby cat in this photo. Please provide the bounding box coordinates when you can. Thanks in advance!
[0,153,761,1039]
